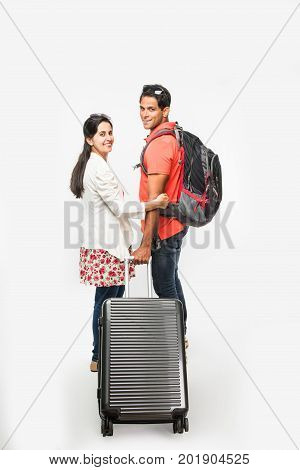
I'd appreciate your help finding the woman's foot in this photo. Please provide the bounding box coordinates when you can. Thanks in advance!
[90,360,98,372]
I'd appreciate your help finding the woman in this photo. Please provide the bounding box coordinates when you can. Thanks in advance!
[70,114,169,372]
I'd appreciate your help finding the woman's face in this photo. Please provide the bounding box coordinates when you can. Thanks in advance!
[87,121,114,157]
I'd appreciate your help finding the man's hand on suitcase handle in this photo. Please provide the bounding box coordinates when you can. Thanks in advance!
[132,245,151,265]
[133,175,167,265]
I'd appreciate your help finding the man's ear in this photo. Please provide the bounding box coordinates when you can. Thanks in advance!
[163,107,170,118]
[86,137,93,146]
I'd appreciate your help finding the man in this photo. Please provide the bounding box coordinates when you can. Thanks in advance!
[132,84,189,340]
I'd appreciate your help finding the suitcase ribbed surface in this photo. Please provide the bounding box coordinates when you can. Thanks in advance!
[107,298,184,418]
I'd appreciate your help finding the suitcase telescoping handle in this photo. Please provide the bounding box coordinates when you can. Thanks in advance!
[124,256,153,298]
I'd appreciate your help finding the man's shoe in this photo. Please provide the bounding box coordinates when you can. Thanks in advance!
[184,337,189,349]
[90,361,98,372]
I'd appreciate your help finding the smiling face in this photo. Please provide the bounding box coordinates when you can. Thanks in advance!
[140,96,169,131]
[86,121,114,158]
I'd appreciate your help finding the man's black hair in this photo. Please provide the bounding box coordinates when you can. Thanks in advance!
[140,84,171,110]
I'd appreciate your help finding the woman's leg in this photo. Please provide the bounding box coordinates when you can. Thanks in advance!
[92,285,122,362]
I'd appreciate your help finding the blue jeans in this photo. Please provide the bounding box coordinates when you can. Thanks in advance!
[92,285,125,361]
[151,226,188,333]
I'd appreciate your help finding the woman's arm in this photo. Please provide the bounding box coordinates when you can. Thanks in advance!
[94,168,168,219]
[144,193,169,212]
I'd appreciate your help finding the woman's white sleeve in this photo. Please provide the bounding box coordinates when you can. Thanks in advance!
[94,168,146,219]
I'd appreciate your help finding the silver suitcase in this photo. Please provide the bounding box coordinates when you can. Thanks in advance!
[97,257,189,436]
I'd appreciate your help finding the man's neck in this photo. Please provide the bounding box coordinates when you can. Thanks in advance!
[150,119,169,133]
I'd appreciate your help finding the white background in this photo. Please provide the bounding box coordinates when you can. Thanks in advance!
[0,0,299,451]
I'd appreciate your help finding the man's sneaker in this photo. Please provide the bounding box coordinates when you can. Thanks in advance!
[184,337,189,349]
[90,361,98,372]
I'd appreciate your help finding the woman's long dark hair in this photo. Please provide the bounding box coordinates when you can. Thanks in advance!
[70,113,113,198]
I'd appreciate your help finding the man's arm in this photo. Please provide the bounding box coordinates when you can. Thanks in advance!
[132,174,169,264]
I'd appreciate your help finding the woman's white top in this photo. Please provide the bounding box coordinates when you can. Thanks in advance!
[81,152,145,261]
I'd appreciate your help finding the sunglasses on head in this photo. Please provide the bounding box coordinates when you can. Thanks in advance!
[142,85,164,95]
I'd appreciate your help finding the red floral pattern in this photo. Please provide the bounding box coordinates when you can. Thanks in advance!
[79,247,135,287]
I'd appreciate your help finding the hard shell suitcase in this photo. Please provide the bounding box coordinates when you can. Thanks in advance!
[97,257,189,436]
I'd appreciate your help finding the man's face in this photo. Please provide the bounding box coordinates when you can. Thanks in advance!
[140,96,169,131]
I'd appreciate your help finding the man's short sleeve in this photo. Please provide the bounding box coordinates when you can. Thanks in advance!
[144,136,176,175]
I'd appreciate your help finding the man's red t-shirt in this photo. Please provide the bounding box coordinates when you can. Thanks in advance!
[139,121,185,240]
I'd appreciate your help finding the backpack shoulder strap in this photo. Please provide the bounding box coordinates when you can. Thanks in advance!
[138,128,179,175]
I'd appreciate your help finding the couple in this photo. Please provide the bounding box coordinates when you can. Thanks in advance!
[70,84,189,372]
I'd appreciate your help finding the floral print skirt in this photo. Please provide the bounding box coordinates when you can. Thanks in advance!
[79,247,135,287]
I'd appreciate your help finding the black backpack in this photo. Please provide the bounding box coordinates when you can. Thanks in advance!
[137,123,222,227]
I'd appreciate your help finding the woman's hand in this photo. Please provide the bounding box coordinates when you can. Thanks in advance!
[155,193,169,209]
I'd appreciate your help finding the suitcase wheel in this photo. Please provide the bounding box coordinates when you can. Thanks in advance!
[184,417,189,432]
[173,421,178,433]
[173,417,189,434]
[101,417,113,437]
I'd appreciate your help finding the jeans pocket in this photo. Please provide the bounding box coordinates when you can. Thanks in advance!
[164,233,181,251]
[155,228,188,254]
